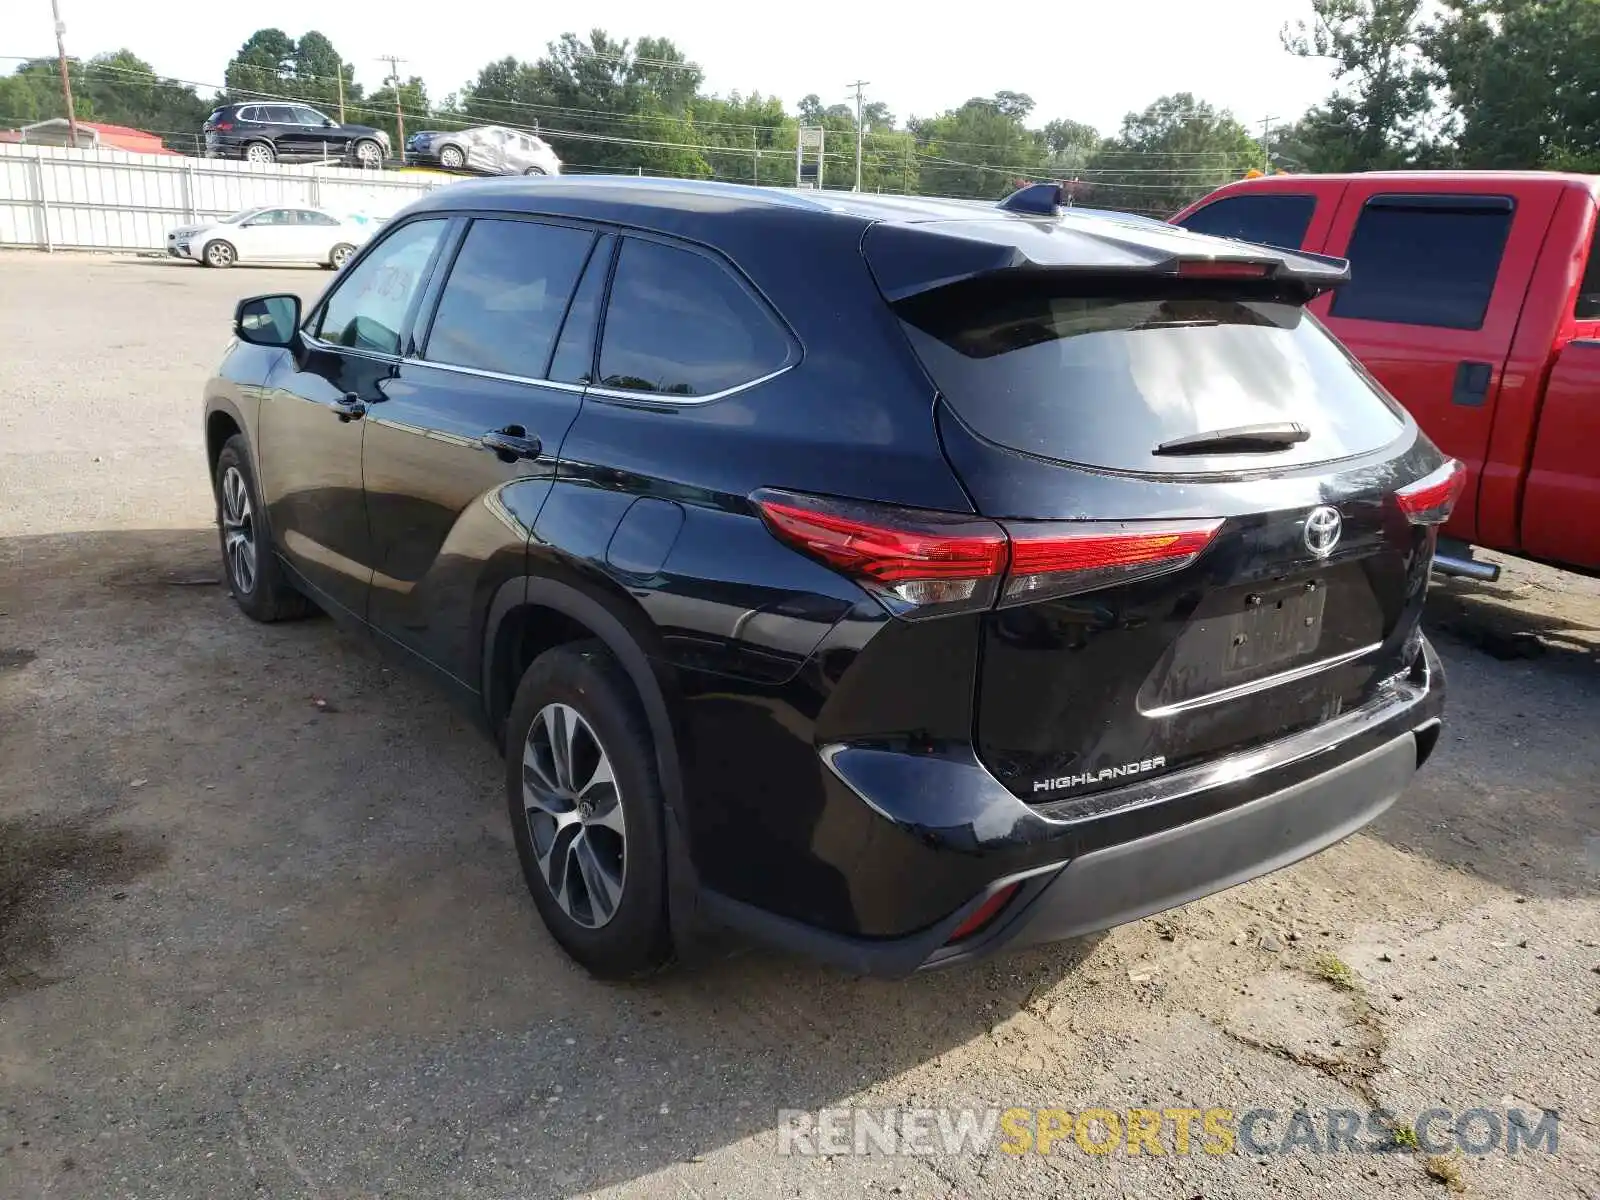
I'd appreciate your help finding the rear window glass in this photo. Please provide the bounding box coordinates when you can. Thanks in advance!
[1331,197,1513,329]
[897,277,1406,475]
[1176,194,1316,251]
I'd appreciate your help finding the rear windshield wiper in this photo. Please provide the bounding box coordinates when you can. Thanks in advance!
[1153,422,1310,456]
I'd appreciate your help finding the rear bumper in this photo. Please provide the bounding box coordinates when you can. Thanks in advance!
[701,638,1443,977]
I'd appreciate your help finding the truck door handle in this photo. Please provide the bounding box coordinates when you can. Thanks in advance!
[480,426,542,461]
[1452,361,1493,407]
[333,392,365,421]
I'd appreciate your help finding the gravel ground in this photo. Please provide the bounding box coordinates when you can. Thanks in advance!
[1,251,1597,1199]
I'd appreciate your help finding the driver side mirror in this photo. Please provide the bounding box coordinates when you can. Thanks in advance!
[235,294,301,348]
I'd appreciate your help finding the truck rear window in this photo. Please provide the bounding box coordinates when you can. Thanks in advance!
[896,277,1407,475]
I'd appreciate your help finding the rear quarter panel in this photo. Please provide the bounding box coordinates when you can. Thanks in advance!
[1519,338,1600,569]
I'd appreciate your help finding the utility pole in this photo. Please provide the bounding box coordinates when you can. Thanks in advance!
[847,79,870,192]
[1259,115,1278,173]
[752,128,758,185]
[335,62,346,124]
[378,55,407,164]
[49,0,79,151]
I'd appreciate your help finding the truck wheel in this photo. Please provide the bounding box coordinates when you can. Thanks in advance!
[504,641,673,979]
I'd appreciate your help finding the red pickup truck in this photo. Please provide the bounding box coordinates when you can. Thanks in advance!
[1172,171,1600,580]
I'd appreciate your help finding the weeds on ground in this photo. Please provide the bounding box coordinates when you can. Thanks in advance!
[1309,951,1362,991]
[1425,1152,1467,1192]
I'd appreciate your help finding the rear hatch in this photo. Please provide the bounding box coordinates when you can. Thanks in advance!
[866,216,1443,807]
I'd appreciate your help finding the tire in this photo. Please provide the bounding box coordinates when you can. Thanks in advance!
[505,641,673,979]
[523,166,547,176]
[439,144,465,169]
[243,140,275,165]
[203,239,236,269]
[353,139,383,169]
[213,435,311,622]
[327,242,355,270]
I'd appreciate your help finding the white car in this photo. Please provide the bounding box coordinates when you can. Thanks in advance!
[166,206,376,269]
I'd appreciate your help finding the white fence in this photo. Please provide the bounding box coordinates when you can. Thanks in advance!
[0,143,450,252]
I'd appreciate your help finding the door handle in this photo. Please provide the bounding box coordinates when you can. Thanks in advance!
[479,426,542,462]
[1452,361,1493,407]
[333,392,365,421]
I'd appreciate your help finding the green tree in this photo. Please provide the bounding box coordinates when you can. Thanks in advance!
[1425,0,1600,170]
[459,32,710,177]
[291,31,360,116]
[1283,0,1433,170]
[224,28,296,98]
[1082,94,1260,216]
[0,59,97,126]
[911,95,1048,199]
[368,75,429,151]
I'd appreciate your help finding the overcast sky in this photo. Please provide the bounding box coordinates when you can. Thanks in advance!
[12,0,1337,135]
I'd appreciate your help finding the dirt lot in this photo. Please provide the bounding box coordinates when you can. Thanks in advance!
[1,251,1598,1199]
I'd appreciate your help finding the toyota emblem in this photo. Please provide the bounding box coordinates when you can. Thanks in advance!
[1304,506,1342,557]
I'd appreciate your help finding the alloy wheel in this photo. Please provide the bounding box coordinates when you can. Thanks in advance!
[330,244,353,269]
[356,141,382,168]
[521,702,627,929]
[440,146,465,168]
[220,465,257,595]
[205,241,234,268]
[244,142,273,164]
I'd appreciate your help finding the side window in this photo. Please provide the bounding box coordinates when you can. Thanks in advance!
[1176,193,1316,251]
[250,209,293,225]
[315,219,446,355]
[1576,227,1600,321]
[297,210,340,226]
[423,219,595,378]
[261,105,295,124]
[598,239,792,397]
[294,107,327,126]
[550,234,616,384]
[238,106,261,123]
[1331,196,1514,330]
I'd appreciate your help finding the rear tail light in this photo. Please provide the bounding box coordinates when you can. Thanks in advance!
[753,490,1223,617]
[1004,520,1224,604]
[753,491,1007,614]
[213,121,233,131]
[1396,459,1465,525]
[946,883,1020,943]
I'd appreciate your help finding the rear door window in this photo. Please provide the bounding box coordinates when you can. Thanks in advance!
[597,238,793,397]
[1176,194,1317,251]
[896,276,1407,474]
[1330,195,1514,330]
[422,218,594,379]
[1576,226,1600,320]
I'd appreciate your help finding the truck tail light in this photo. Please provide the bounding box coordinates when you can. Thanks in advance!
[1397,459,1466,525]
[753,490,1223,617]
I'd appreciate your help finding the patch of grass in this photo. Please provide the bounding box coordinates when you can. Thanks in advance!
[1390,1123,1420,1150]
[1309,951,1363,991]
[1425,1152,1467,1192]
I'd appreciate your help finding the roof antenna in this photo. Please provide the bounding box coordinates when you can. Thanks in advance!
[998,181,1064,217]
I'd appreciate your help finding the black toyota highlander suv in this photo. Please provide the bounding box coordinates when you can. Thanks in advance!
[202,178,1451,979]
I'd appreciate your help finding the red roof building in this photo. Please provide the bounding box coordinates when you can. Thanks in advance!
[0,118,178,154]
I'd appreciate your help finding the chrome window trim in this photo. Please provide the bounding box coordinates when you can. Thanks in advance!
[401,353,796,404]
[406,357,586,393]
[585,363,797,406]
[300,332,403,366]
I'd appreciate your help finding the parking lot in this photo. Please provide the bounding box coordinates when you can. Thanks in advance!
[1,250,1597,1199]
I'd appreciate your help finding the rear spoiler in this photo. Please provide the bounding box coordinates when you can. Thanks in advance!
[863,184,1350,303]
